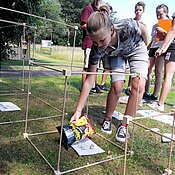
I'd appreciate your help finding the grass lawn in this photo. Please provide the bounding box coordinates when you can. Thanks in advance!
[0,46,175,175]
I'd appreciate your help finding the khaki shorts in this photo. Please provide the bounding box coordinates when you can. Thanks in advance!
[103,42,148,83]
[127,42,148,80]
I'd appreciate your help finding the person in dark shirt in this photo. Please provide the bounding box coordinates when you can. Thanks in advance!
[80,0,102,93]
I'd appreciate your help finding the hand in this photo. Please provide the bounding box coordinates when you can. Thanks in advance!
[156,27,166,34]
[155,48,164,57]
[70,110,81,125]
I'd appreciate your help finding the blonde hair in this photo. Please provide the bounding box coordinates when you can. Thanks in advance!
[87,11,112,35]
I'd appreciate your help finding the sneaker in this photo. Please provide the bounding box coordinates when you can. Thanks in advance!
[116,125,128,143]
[125,88,131,96]
[90,87,96,94]
[101,119,112,134]
[143,92,150,99]
[150,94,158,101]
[147,102,164,112]
[100,84,108,91]
[95,84,103,93]
[142,98,149,103]
[91,84,103,94]
[142,92,150,103]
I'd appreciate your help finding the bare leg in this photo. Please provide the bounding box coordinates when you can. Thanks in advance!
[105,80,124,119]
[125,76,146,116]
[145,57,155,94]
[95,74,98,85]
[100,70,109,85]
[152,56,164,96]
[82,48,95,88]
[159,60,175,104]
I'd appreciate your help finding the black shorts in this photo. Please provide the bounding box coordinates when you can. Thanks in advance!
[149,48,166,57]
[165,43,175,61]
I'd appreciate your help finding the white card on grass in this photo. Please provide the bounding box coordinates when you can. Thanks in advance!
[0,102,21,112]
[71,137,105,156]
[137,109,174,126]
[161,133,175,143]
[119,96,129,104]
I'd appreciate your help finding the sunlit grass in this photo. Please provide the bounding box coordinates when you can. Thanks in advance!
[0,46,175,175]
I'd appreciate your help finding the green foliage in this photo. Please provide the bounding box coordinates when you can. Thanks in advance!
[33,0,64,45]
[0,0,42,61]
[39,0,61,20]
[59,0,91,23]
[0,0,91,62]
[58,0,92,47]
[0,0,118,61]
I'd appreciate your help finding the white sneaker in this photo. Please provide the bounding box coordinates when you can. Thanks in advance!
[101,119,112,135]
[147,102,164,112]
[173,105,175,109]
[116,125,127,143]
[116,125,131,143]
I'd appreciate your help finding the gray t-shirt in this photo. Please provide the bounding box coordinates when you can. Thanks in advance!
[150,23,164,48]
[89,18,144,65]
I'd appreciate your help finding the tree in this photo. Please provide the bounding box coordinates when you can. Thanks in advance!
[0,0,118,62]
[59,0,91,46]
[0,0,63,61]
[0,0,42,61]
[59,0,91,23]
[31,0,64,46]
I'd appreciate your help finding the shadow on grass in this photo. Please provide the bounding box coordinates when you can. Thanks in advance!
[1,60,28,70]
[0,137,56,175]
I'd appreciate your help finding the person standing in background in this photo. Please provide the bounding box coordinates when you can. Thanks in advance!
[125,1,148,96]
[80,0,102,94]
[143,4,170,102]
[98,3,113,92]
[150,11,175,111]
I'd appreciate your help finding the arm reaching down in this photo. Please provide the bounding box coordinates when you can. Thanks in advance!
[70,64,97,124]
